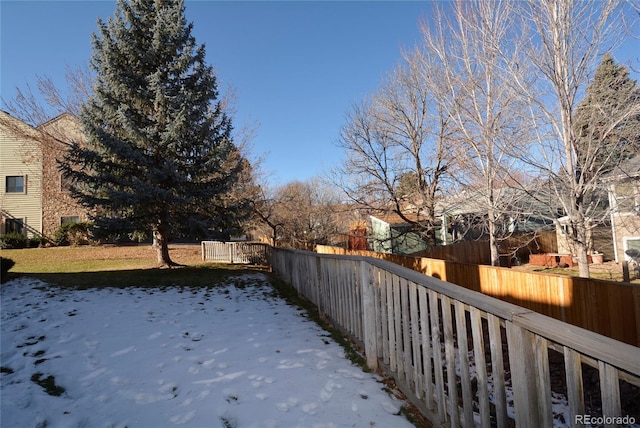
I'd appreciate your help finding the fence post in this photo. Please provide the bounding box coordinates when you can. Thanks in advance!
[360,260,378,370]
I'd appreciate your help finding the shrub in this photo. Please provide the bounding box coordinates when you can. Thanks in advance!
[0,232,27,249]
[1,257,16,282]
[28,237,47,248]
[54,222,91,246]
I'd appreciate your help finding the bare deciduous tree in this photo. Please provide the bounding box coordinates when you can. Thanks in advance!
[249,181,286,246]
[509,0,640,277]
[251,178,343,249]
[333,48,457,248]
[1,65,94,144]
[419,0,534,266]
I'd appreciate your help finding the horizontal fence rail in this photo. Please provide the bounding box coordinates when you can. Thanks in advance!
[201,241,270,265]
[270,247,640,428]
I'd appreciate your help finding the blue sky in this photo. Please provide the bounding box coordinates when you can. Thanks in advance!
[1,0,432,185]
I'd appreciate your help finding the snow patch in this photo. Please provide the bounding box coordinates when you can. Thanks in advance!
[1,277,414,427]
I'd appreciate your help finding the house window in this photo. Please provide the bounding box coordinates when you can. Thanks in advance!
[6,176,25,193]
[615,182,640,213]
[61,216,80,225]
[4,218,24,235]
[623,237,640,265]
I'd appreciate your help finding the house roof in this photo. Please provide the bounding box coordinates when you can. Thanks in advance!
[436,186,552,216]
[36,112,77,130]
[602,154,640,181]
[0,110,41,140]
[36,113,83,146]
[370,212,441,227]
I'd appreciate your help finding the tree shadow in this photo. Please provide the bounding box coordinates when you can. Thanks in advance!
[6,264,267,289]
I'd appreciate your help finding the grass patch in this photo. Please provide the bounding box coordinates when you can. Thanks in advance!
[31,373,66,397]
[531,266,639,282]
[17,335,46,348]
[2,245,202,273]
[1,244,264,288]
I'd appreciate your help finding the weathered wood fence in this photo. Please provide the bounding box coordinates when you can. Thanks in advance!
[201,241,270,265]
[408,230,560,266]
[318,245,640,347]
[270,247,640,427]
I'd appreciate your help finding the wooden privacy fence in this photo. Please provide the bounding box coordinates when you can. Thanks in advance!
[201,241,270,265]
[408,230,559,266]
[270,247,640,427]
[411,239,492,265]
[317,245,640,347]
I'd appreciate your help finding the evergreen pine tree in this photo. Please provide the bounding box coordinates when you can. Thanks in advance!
[60,0,248,267]
[573,54,640,180]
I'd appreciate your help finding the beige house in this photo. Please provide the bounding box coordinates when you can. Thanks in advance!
[605,155,640,267]
[0,111,89,241]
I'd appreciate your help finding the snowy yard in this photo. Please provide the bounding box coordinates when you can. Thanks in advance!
[0,274,414,428]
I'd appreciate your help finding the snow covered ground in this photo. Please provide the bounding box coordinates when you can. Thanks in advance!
[1,274,414,428]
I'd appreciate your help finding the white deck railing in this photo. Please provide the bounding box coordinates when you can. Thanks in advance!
[270,247,640,427]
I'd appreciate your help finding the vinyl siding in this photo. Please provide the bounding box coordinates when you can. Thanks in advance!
[0,111,43,236]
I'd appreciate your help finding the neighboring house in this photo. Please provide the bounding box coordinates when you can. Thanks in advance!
[0,111,89,240]
[604,155,640,266]
[368,213,432,255]
[366,185,560,256]
[437,186,557,241]
[555,217,614,260]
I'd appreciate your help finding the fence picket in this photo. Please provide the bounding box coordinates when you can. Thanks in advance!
[387,271,397,372]
[564,347,585,426]
[535,336,553,428]
[394,275,403,378]
[409,281,421,398]
[599,361,621,427]
[454,300,474,427]
[441,294,459,426]
[507,321,541,427]
[488,313,508,428]
[418,286,433,409]
[400,278,412,383]
[429,288,447,422]
[469,306,491,427]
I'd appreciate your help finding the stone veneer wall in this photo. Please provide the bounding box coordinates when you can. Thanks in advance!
[39,116,90,240]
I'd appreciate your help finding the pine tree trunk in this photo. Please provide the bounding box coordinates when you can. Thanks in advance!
[153,221,174,268]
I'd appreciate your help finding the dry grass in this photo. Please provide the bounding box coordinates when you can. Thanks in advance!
[3,244,204,273]
[1,244,259,288]
[512,260,640,283]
